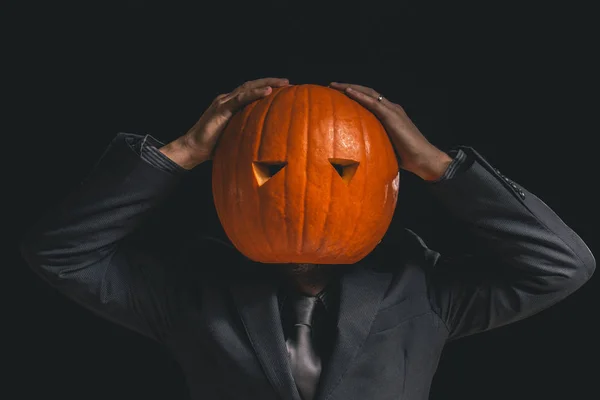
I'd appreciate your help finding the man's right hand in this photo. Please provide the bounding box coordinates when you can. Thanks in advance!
[160,77,290,170]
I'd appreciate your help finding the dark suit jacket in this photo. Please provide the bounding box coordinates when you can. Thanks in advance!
[21,133,595,400]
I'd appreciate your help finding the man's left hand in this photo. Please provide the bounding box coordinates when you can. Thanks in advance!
[329,82,452,182]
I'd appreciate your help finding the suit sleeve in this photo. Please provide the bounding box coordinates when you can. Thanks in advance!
[20,132,188,343]
[425,147,595,341]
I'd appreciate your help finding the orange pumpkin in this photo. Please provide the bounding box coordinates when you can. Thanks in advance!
[212,84,399,264]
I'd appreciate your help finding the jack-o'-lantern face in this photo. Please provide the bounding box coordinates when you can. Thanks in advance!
[212,84,399,264]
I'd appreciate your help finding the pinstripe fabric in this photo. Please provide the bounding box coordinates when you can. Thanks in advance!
[133,134,187,176]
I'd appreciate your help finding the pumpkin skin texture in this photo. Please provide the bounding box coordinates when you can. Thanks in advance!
[212,84,399,264]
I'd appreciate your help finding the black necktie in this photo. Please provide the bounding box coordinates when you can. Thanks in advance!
[286,295,322,400]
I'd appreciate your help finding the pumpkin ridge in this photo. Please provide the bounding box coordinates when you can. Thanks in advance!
[253,90,286,260]
[284,85,301,260]
[299,85,312,254]
[213,104,242,254]
[315,88,337,259]
[280,87,298,258]
[229,101,259,257]
[257,87,287,161]
[336,98,369,261]
[256,87,288,261]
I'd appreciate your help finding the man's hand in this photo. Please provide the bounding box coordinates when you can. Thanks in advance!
[329,82,452,181]
[161,77,290,170]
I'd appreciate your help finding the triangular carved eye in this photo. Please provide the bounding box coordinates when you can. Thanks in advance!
[329,158,359,184]
[252,161,287,186]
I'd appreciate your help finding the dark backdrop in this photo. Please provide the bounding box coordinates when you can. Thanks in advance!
[7,1,597,399]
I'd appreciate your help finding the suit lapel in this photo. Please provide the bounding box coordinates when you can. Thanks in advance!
[230,271,302,400]
[315,263,393,400]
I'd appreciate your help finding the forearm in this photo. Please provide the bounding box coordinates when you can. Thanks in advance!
[411,149,454,182]
[159,135,210,170]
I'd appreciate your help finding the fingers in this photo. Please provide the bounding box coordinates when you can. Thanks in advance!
[213,93,229,102]
[330,82,379,98]
[240,77,289,91]
[329,81,397,110]
[333,85,393,121]
[218,77,289,104]
[226,86,273,111]
[215,86,273,118]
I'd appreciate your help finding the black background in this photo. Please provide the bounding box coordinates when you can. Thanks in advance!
[7,1,598,399]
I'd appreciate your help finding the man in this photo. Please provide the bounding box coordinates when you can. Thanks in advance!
[21,77,595,400]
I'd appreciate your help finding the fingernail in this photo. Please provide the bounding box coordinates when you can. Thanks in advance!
[346,87,353,92]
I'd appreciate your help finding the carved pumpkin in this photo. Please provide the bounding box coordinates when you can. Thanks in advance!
[212,84,399,264]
